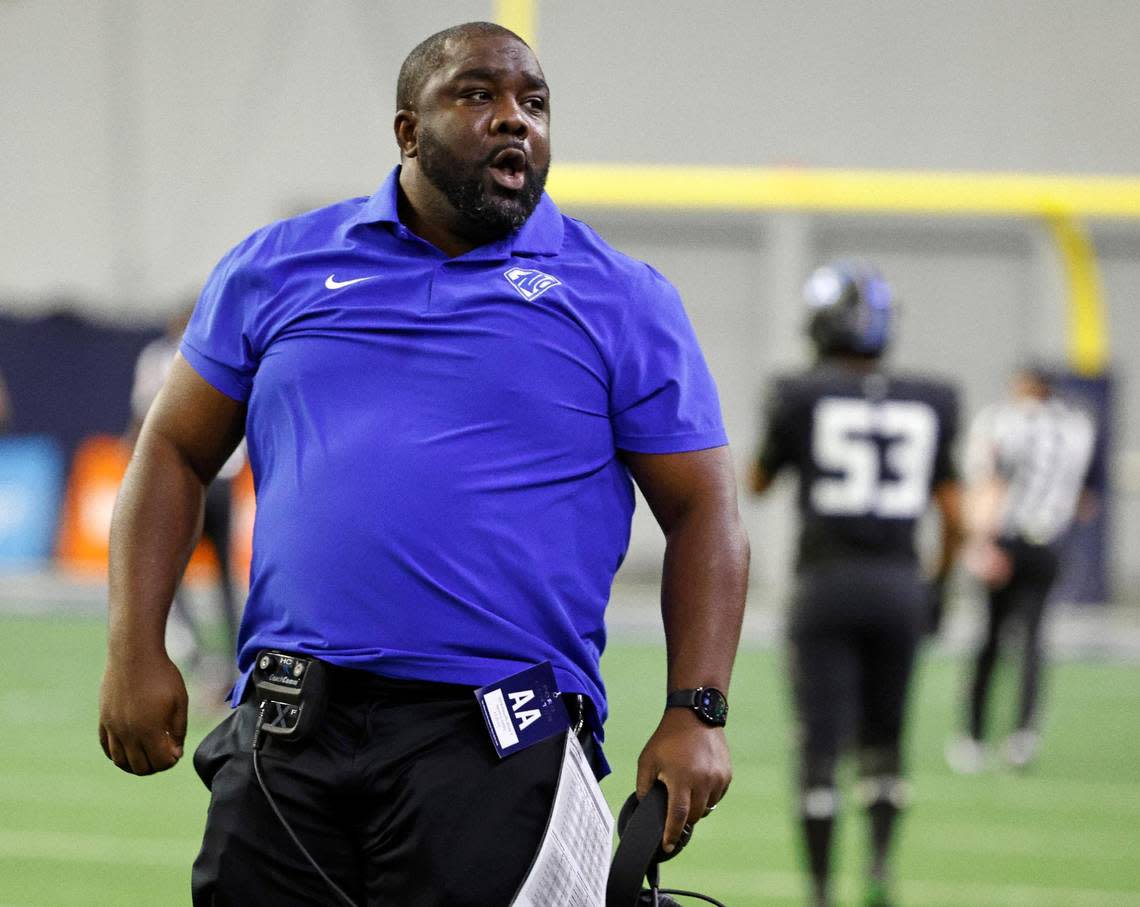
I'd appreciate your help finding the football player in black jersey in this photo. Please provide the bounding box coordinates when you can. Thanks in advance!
[750,261,963,907]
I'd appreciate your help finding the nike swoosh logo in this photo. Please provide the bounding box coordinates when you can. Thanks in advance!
[325,274,377,290]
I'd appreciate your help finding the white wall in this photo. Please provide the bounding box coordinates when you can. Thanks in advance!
[1,1,489,313]
[544,1,1140,172]
[3,1,1140,311]
[2,1,1138,588]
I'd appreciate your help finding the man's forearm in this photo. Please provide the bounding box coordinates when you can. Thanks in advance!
[108,430,207,658]
[932,480,964,582]
[658,506,750,693]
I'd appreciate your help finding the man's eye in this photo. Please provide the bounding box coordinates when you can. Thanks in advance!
[465,90,492,101]
[524,97,547,112]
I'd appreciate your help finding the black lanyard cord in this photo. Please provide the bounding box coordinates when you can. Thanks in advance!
[252,701,362,907]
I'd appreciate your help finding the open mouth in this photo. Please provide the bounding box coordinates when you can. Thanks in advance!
[488,147,527,191]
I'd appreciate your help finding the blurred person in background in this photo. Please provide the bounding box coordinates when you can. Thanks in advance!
[128,305,245,693]
[947,365,1096,773]
[98,21,747,905]
[751,261,962,907]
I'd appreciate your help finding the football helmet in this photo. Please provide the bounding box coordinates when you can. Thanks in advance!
[803,259,894,357]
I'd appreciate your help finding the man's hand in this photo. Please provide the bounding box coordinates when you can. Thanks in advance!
[964,537,1012,589]
[635,708,732,854]
[98,653,188,775]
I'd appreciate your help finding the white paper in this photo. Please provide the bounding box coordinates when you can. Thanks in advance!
[512,731,614,907]
[483,687,520,749]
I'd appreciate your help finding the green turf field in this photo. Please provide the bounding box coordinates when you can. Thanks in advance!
[1,613,1137,906]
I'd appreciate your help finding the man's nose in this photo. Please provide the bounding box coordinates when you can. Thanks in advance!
[490,98,528,137]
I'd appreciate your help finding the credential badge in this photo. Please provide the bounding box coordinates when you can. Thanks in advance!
[504,267,562,302]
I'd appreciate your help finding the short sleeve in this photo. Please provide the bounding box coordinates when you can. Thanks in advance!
[609,269,727,454]
[757,379,795,477]
[179,236,265,402]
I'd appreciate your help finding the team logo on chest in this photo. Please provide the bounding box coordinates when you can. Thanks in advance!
[503,267,562,301]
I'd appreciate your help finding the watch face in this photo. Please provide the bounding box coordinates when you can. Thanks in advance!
[698,688,728,725]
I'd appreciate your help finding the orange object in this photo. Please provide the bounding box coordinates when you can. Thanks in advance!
[230,462,255,584]
[56,435,131,577]
[56,434,254,581]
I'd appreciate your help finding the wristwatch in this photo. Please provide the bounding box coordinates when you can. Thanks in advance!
[665,687,728,727]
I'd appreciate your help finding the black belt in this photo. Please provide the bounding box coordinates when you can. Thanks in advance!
[325,663,477,702]
[322,662,589,733]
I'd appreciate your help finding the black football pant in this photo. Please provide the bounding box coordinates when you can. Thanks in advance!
[192,667,583,906]
[967,538,1059,741]
[788,559,924,776]
[786,559,923,899]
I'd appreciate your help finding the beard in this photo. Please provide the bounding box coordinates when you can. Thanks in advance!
[416,126,549,238]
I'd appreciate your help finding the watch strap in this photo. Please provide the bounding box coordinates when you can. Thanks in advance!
[665,686,728,726]
[665,689,699,709]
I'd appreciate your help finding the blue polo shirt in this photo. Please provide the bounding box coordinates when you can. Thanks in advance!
[182,166,727,754]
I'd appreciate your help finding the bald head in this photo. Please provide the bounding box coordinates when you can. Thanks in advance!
[396,21,530,111]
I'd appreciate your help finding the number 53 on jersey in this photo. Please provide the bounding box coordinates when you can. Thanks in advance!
[811,397,938,519]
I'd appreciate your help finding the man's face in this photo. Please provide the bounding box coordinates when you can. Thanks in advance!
[1013,370,1050,401]
[412,33,551,236]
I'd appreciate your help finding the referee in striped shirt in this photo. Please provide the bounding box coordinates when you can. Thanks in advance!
[948,365,1096,772]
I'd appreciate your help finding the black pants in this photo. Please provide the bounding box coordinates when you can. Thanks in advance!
[787,559,924,773]
[192,667,580,906]
[967,538,1059,740]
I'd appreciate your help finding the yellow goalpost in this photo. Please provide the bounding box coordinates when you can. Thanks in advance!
[496,1,1135,377]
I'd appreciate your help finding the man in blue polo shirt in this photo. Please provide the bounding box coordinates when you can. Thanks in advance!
[98,21,749,905]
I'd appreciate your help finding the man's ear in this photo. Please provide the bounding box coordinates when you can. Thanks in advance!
[394,110,419,159]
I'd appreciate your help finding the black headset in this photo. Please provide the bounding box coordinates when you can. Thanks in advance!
[606,782,727,907]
